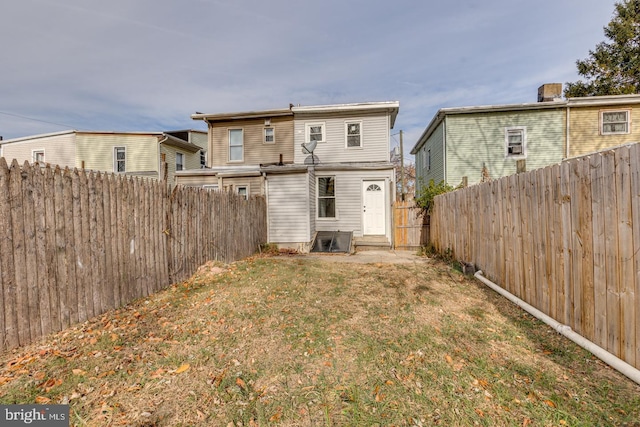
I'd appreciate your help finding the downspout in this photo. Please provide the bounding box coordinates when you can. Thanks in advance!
[442,117,447,184]
[565,106,570,159]
[158,135,167,181]
[474,270,640,386]
[264,172,270,243]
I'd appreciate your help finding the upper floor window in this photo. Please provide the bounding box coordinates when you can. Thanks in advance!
[306,123,325,144]
[200,149,207,168]
[601,110,630,134]
[264,127,275,144]
[32,150,45,164]
[229,129,243,162]
[114,147,126,172]
[427,149,431,171]
[504,127,526,158]
[345,121,362,148]
[176,152,184,171]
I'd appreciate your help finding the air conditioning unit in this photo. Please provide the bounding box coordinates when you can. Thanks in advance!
[510,145,523,155]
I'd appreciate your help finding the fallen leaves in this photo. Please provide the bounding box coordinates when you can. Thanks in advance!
[174,364,191,374]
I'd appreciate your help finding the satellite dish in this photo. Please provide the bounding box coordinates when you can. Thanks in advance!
[301,140,317,154]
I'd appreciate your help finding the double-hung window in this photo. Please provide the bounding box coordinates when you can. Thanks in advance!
[504,127,526,158]
[317,176,336,218]
[200,149,207,168]
[114,147,126,172]
[601,110,630,134]
[264,127,275,144]
[306,123,325,144]
[345,121,362,148]
[229,129,244,162]
[176,152,184,171]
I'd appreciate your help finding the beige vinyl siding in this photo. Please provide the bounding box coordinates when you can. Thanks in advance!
[415,122,445,186]
[189,131,208,150]
[444,109,565,186]
[161,145,203,187]
[76,133,159,174]
[175,174,220,187]
[220,176,263,196]
[267,172,310,243]
[315,168,394,239]
[1,133,76,167]
[294,111,391,164]
[569,104,640,157]
[209,116,294,166]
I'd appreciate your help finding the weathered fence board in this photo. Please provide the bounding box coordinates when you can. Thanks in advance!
[0,161,267,353]
[430,143,640,371]
[392,201,429,249]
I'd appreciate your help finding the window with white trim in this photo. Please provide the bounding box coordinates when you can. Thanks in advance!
[176,152,184,171]
[264,127,275,144]
[229,129,244,162]
[236,185,248,200]
[203,184,219,191]
[317,176,335,218]
[601,110,630,134]
[504,127,526,158]
[200,149,207,168]
[32,150,45,163]
[345,121,362,148]
[306,123,325,144]
[114,147,126,172]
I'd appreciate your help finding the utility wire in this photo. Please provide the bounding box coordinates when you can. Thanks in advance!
[0,110,75,130]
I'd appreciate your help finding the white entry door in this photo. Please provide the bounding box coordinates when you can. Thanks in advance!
[362,180,386,235]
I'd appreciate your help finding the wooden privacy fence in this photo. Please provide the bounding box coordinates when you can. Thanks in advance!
[430,143,640,371]
[393,200,429,249]
[0,158,267,352]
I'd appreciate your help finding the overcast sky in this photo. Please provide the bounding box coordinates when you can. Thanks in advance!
[0,0,618,159]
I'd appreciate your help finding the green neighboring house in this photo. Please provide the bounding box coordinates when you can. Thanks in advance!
[411,93,567,188]
[411,85,640,189]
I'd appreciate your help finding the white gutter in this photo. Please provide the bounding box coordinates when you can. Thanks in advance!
[474,270,640,386]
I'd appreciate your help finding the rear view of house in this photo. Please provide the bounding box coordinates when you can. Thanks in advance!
[178,101,400,252]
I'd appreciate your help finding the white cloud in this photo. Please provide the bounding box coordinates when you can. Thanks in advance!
[0,0,619,155]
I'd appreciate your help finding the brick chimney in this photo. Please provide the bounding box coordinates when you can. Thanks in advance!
[538,83,562,102]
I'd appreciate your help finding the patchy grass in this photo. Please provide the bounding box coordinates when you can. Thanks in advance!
[1,255,639,426]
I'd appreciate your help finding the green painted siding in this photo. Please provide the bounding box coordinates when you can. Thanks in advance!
[415,122,445,188]
[445,109,565,186]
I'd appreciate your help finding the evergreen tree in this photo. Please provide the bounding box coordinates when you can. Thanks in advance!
[564,0,640,97]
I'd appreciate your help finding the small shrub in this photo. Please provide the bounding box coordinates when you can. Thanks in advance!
[415,179,454,213]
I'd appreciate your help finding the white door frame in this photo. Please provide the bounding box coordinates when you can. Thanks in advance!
[362,180,386,235]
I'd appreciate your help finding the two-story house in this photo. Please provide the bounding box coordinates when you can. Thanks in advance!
[0,130,207,187]
[411,84,567,188]
[177,101,400,252]
[411,84,640,188]
[566,94,640,158]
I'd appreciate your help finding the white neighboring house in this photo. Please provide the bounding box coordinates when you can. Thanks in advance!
[0,129,207,187]
[178,101,399,252]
